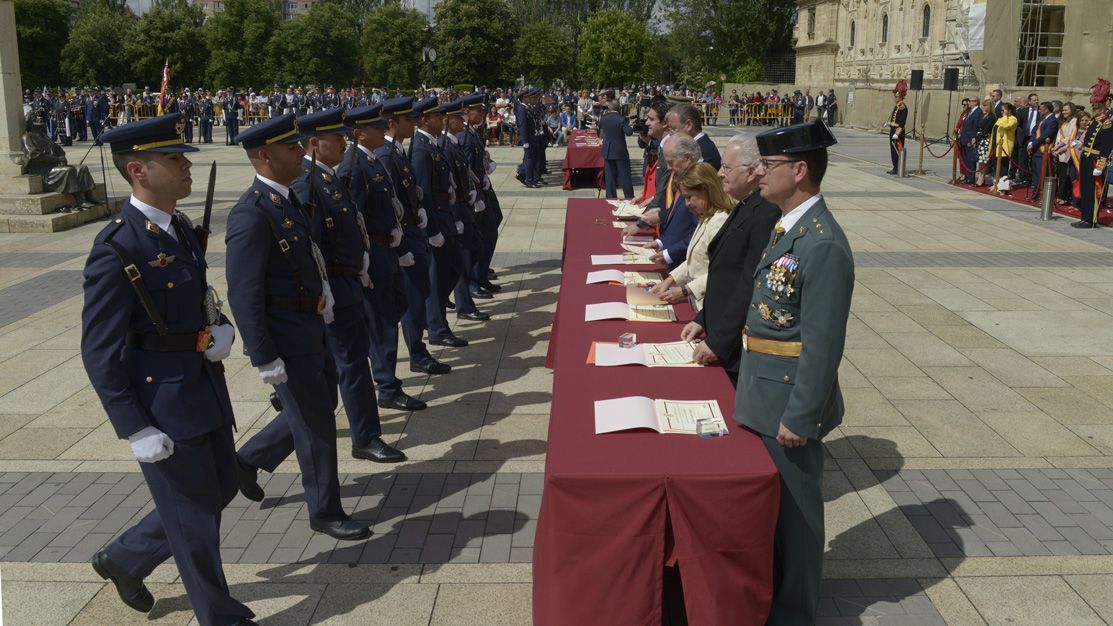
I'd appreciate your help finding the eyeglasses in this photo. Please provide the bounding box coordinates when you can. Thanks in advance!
[759,158,800,171]
[720,163,756,174]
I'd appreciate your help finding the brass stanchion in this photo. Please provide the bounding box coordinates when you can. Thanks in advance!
[916,125,926,175]
[950,135,959,184]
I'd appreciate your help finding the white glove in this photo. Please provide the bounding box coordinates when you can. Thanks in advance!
[428,232,446,247]
[487,160,497,174]
[320,281,335,324]
[455,220,464,234]
[1095,168,1104,177]
[203,323,235,362]
[258,357,288,385]
[418,208,428,229]
[128,426,174,463]
[468,189,477,203]
[474,199,486,213]
[482,176,492,190]
[398,251,415,267]
[891,133,898,141]
[523,143,529,149]
[359,251,372,288]
[390,227,403,248]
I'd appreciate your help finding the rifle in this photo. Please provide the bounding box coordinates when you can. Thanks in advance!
[195,160,216,254]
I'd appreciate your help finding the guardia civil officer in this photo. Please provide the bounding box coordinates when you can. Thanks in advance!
[735,120,854,625]
[377,97,453,376]
[462,94,504,294]
[223,88,241,145]
[226,114,370,541]
[440,97,489,321]
[81,114,255,625]
[338,104,427,411]
[411,97,470,346]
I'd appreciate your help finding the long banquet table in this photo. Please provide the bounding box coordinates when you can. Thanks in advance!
[533,198,781,625]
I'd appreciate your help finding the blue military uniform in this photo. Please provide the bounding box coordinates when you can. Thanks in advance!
[223,91,240,145]
[597,108,634,199]
[199,95,215,144]
[81,114,254,625]
[268,89,285,118]
[227,114,367,538]
[440,97,485,318]
[462,94,504,291]
[181,94,195,143]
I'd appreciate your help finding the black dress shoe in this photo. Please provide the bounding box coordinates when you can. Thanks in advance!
[886,169,897,175]
[352,437,407,463]
[92,550,154,613]
[479,280,501,293]
[470,287,494,299]
[528,182,543,188]
[445,299,455,310]
[309,516,371,541]
[410,359,451,375]
[487,270,498,280]
[430,335,469,347]
[239,621,259,626]
[516,173,527,186]
[378,393,427,411]
[457,310,490,321]
[235,455,264,503]
[1071,221,1095,229]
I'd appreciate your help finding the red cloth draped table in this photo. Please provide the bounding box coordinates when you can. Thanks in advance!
[562,129,605,190]
[534,198,780,626]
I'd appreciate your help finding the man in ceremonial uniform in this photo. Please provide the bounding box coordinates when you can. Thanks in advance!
[81,114,255,625]
[31,89,51,133]
[226,114,371,541]
[181,90,195,143]
[268,85,285,118]
[462,94,503,294]
[515,88,541,188]
[223,88,240,145]
[74,88,88,142]
[1073,78,1113,229]
[85,87,100,141]
[52,93,72,146]
[440,96,489,321]
[411,97,470,348]
[199,91,215,144]
[887,80,908,175]
[736,120,854,625]
[376,97,453,377]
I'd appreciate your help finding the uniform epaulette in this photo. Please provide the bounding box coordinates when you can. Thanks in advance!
[95,216,127,244]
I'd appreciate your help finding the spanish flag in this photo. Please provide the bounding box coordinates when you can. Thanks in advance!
[156,59,170,116]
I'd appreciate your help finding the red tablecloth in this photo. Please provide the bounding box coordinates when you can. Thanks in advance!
[533,199,780,626]
[561,129,605,190]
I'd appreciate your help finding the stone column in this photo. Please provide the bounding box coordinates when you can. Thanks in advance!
[0,0,26,175]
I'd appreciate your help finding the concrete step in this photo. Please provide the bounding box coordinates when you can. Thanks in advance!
[0,196,122,233]
[0,175,44,195]
[0,184,108,216]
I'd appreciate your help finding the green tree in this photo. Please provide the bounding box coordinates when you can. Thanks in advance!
[662,0,795,82]
[269,0,359,86]
[205,0,281,89]
[60,0,135,86]
[432,0,516,86]
[361,4,426,88]
[511,21,568,87]
[126,0,208,89]
[576,8,654,86]
[15,0,70,89]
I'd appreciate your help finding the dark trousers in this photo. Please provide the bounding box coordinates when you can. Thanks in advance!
[604,158,634,199]
[1079,160,1105,224]
[889,136,902,170]
[200,118,213,143]
[518,145,537,184]
[90,120,103,140]
[761,435,825,626]
[365,246,406,399]
[324,300,383,447]
[962,142,978,182]
[184,120,194,143]
[399,230,433,364]
[533,142,545,180]
[77,120,87,141]
[425,212,460,342]
[237,354,345,518]
[225,118,238,145]
[1014,140,1031,181]
[454,220,481,315]
[473,190,501,281]
[107,424,254,626]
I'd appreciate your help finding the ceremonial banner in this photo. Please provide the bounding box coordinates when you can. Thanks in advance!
[156,59,170,116]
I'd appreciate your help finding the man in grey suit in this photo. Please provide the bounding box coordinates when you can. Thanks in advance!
[597,92,634,199]
[735,120,854,625]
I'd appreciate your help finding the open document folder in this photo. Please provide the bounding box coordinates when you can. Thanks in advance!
[594,397,728,435]
[589,341,702,367]
[585,270,661,286]
[610,200,644,218]
[584,302,676,322]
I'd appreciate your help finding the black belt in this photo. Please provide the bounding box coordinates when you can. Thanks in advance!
[267,295,323,313]
[126,329,211,352]
[327,264,361,278]
[368,233,391,246]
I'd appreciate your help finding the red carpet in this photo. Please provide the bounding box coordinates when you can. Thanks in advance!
[951,180,1113,226]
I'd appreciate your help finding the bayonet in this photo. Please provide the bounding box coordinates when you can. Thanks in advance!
[195,160,216,255]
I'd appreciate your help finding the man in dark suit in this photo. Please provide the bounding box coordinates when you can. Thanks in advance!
[666,101,721,170]
[647,134,700,271]
[597,92,634,199]
[1028,101,1058,192]
[1014,93,1039,184]
[81,114,255,624]
[680,133,780,385]
[959,96,983,184]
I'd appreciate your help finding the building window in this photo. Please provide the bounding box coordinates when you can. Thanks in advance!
[850,20,856,47]
[1016,0,1065,87]
[881,14,889,44]
[807,7,816,38]
[922,4,931,39]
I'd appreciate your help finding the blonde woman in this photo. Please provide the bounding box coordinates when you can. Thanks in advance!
[650,162,734,310]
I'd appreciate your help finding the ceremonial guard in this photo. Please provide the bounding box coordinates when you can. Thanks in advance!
[52,93,72,146]
[179,90,194,143]
[268,85,285,118]
[736,120,854,625]
[411,96,470,347]
[85,88,100,141]
[377,97,453,377]
[226,113,371,541]
[31,89,51,133]
[297,107,406,462]
[80,114,255,625]
[223,88,240,145]
[74,88,88,142]
[1073,79,1113,228]
[442,97,490,320]
[886,80,908,175]
[515,88,541,188]
[463,94,503,294]
[199,91,215,144]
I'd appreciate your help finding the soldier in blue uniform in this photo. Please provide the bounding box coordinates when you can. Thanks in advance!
[31,89,51,132]
[515,88,540,187]
[226,114,371,541]
[411,96,470,347]
[81,114,256,625]
[441,97,489,321]
[199,91,215,144]
[268,85,285,118]
[92,88,110,140]
[75,88,89,141]
[84,88,100,141]
[377,97,453,377]
[463,94,503,294]
[339,104,428,411]
[52,94,72,146]
[181,90,195,143]
[223,88,240,145]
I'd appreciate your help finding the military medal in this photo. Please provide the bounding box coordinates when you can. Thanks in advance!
[772,310,795,328]
[758,303,773,321]
[148,252,175,267]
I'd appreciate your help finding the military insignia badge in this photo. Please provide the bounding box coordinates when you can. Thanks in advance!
[175,118,185,136]
[281,217,294,229]
[772,310,795,328]
[148,252,175,267]
[321,173,332,182]
[270,192,282,204]
[333,191,343,200]
[758,303,773,321]
[145,220,160,234]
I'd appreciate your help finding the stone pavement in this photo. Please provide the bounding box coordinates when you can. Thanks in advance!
[3,124,1113,623]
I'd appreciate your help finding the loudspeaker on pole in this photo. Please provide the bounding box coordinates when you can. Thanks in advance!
[910,69,924,91]
[943,67,959,92]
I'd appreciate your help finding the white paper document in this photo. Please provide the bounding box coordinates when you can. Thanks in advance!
[623,235,654,245]
[611,201,643,218]
[584,302,676,322]
[624,271,663,286]
[594,397,727,435]
[586,269,625,284]
[591,254,626,265]
[594,341,701,367]
[626,285,666,306]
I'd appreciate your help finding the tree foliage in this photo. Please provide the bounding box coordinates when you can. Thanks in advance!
[60,0,135,86]
[504,0,654,34]
[432,0,517,86]
[576,8,655,86]
[15,0,70,89]
[661,0,795,84]
[511,21,569,87]
[269,0,359,87]
[361,4,427,88]
[126,0,208,88]
[205,0,281,89]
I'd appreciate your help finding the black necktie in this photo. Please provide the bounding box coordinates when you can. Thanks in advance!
[170,213,193,257]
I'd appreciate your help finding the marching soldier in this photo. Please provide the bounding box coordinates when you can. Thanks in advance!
[886,80,908,175]
[376,97,453,377]
[226,113,371,541]
[462,94,503,295]
[515,88,540,188]
[199,91,215,144]
[411,96,470,348]
[441,97,490,321]
[1073,78,1113,229]
[223,88,240,145]
[81,114,255,625]
[338,103,428,411]
[735,120,854,625]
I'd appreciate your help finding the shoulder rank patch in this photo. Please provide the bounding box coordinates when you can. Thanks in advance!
[270,192,282,205]
[148,252,175,267]
[145,220,160,234]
